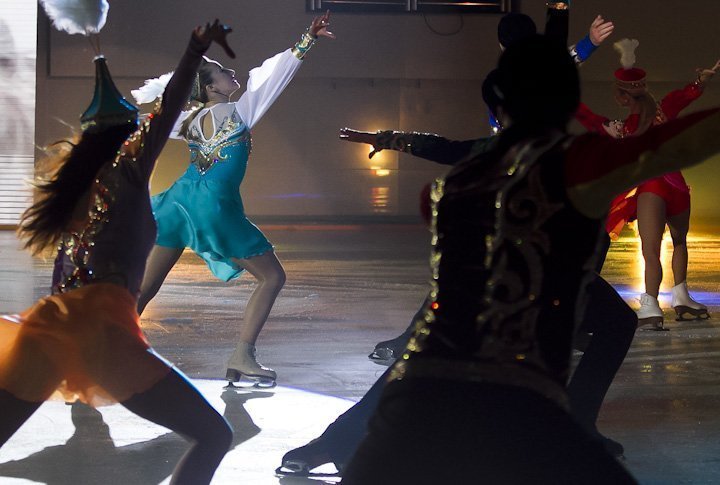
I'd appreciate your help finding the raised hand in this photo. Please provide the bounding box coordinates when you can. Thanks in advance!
[697,59,720,84]
[309,10,336,40]
[589,15,614,46]
[194,19,236,58]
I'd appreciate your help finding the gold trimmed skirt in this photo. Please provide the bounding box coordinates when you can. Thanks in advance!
[0,283,171,406]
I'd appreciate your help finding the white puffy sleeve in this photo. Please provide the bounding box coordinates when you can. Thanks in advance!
[169,110,193,139]
[235,49,303,130]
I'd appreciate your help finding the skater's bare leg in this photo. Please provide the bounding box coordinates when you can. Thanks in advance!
[137,246,184,315]
[0,390,43,445]
[121,369,232,485]
[231,251,286,344]
[667,209,690,285]
[637,193,667,298]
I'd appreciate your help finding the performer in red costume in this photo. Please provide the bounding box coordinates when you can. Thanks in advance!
[576,39,719,329]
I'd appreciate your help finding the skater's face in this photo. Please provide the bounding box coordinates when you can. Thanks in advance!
[614,87,633,107]
[207,62,240,97]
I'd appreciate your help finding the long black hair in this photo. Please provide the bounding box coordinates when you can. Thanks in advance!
[18,123,136,255]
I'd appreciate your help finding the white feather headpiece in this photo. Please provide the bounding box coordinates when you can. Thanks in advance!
[39,0,109,35]
[131,72,175,104]
[613,38,640,69]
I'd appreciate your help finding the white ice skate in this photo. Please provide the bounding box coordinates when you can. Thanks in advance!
[637,293,665,331]
[226,341,277,388]
[671,281,710,321]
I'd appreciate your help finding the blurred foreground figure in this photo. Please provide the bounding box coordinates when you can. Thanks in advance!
[0,15,237,484]
[340,34,720,484]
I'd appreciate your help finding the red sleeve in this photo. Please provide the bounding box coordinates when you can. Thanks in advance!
[575,103,610,133]
[659,82,704,121]
[564,107,720,218]
[566,107,719,189]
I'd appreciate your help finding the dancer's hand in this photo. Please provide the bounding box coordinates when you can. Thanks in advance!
[340,128,381,158]
[697,60,720,84]
[194,19,236,58]
[589,15,614,46]
[309,10,336,40]
[339,128,376,145]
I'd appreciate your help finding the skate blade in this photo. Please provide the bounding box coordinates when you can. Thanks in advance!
[638,316,667,331]
[275,464,341,479]
[368,348,398,366]
[225,369,276,388]
[674,306,710,321]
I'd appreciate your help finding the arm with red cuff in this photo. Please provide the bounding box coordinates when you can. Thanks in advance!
[565,107,720,218]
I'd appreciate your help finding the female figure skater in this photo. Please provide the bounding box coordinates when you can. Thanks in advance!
[0,22,235,484]
[340,35,720,484]
[134,12,335,386]
[576,40,719,328]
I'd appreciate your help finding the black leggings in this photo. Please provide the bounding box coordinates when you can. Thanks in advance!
[0,370,232,485]
[341,380,637,485]
[569,275,637,430]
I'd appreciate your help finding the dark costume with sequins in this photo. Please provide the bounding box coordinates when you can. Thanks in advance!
[290,131,635,473]
[340,102,720,483]
[0,36,207,406]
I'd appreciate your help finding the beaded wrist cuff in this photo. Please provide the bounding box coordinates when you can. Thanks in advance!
[292,30,317,59]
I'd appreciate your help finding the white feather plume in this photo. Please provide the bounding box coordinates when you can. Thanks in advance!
[613,38,640,69]
[39,0,109,35]
[131,72,174,105]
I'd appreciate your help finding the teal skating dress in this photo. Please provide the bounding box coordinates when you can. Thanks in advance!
[152,49,303,281]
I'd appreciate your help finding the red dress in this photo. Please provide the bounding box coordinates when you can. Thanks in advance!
[575,81,704,238]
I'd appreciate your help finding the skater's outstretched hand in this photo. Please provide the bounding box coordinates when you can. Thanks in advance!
[589,15,614,46]
[697,60,720,84]
[194,19,236,58]
[340,128,382,158]
[309,10,336,40]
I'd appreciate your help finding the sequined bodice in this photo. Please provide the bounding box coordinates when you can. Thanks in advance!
[54,127,157,297]
[183,109,252,186]
[392,135,604,392]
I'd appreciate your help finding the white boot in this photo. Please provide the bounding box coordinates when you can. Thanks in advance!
[637,293,664,330]
[671,281,709,321]
[226,341,276,386]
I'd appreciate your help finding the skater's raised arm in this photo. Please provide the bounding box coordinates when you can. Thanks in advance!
[235,11,335,129]
[545,2,613,64]
[339,128,492,165]
[131,21,233,180]
[565,107,720,218]
[659,60,719,120]
[569,15,614,64]
[544,1,569,47]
